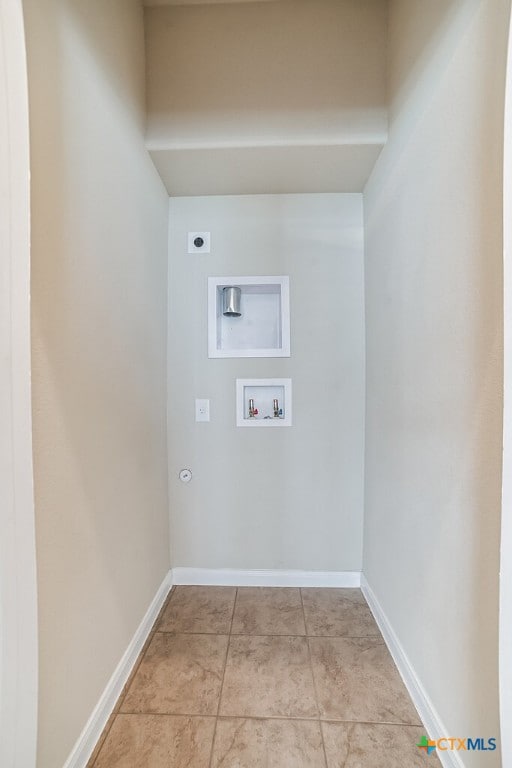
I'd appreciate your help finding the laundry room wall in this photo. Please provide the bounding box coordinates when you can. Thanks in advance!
[168,193,365,573]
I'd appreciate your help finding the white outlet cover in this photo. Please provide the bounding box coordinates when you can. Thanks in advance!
[188,232,210,254]
[195,398,210,422]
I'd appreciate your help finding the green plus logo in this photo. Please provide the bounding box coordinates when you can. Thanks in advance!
[417,735,437,755]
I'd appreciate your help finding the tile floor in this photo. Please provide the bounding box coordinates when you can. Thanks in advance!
[87,586,440,767]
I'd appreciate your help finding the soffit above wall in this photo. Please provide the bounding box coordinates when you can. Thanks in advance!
[144,1,280,6]
[144,0,388,194]
[150,143,383,196]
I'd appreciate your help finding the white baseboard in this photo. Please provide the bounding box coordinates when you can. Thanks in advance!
[171,567,361,588]
[63,570,173,768]
[361,575,464,768]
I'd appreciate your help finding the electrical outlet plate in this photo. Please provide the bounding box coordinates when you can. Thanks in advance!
[188,231,210,254]
[195,398,210,422]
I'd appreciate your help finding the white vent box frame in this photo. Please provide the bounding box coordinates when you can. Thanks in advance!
[236,378,292,427]
[208,276,290,358]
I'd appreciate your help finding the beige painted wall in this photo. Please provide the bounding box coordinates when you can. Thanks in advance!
[144,0,388,195]
[363,0,509,761]
[168,193,365,571]
[145,0,388,149]
[500,5,512,759]
[22,1,170,765]
[0,1,38,765]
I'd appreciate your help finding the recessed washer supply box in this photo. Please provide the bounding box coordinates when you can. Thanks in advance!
[208,276,290,358]
[236,379,292,427]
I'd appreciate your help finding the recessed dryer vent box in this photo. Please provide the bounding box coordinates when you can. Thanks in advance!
[236,379,292,427]
[208,276,290,358]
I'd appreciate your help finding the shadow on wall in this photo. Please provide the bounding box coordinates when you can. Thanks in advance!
[24,0,169,765]
[370,0,484,189]
[363,0,509,758]
[388,0,468,123]
[27,0,168,593]
[60,0,146,134]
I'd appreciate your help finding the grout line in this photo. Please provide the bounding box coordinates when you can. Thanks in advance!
[219,588,237,698]
[154,629,383,639]
[319,721,329,768]
[153,630,230,637]
[147,628,382,639]
[300,587,310,636]
[227,631,308,638]
[207,587,238,768]
[300,589,328,768]
[152,630,382,639]
[318,718,426,727]
[304,632,384,639]
[115,710,422,727]
[230,588,238,638]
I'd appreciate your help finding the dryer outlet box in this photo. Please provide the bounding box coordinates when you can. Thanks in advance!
[188,232,210,254]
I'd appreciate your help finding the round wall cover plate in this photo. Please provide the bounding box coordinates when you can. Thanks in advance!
[179,468,192,483]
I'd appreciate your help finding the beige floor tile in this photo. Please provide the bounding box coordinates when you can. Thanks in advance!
[309,637,421,724]
[157,586,236,634]
[302,589,380,637]
[88,587,435,768]
[211,718,327,767]
[121,633,228,715]
[232,587,306,635]
[93,714,215,768]
[219,635,318,718]
[322,722,441,767]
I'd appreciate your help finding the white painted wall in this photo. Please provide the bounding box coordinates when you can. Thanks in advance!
[21,1,170,766]
[0,1,38,766]
[168,194,365,572]
[363,0,510,763]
